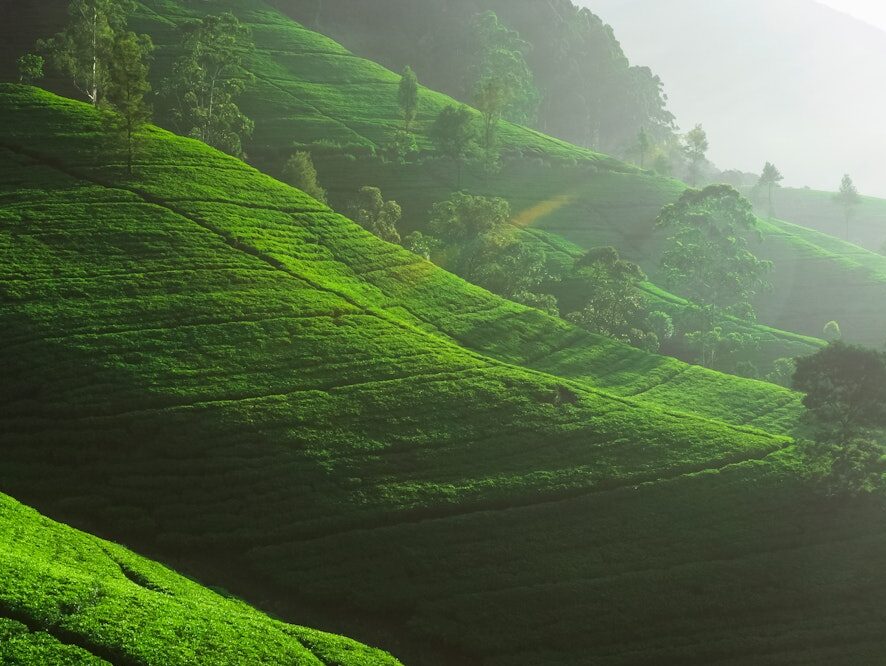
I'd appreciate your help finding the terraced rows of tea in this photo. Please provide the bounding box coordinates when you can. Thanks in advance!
[0,491,402,665]
[2,84,885,664]
[125,0,886,348]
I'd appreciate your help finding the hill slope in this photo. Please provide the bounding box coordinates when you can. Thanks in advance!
[126,0,886,348]
[2,84,886,664]
[0,491,401,665]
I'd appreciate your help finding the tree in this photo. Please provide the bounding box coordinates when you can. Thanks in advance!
[758,162,783,219]
[823,320,842,342]
[398,66,419,132]
[163,12,255,157]
[793,342,886,441]
[467,11,538,126]
[834,174,861,241]
[566,246,655,349]
[38,0,134,106]
[403,231,438,260]
[683,124,708,187]
[427,192,509,244]
[104,31,152,176]
[462,230,547,298]
[282,151,326,203]
[637,127,650,169]
[473,77,507,171]
[647,311,674,342]
[799,437,885,497]
[429,105,476,187]
[656,185,772,320]
[349,187,402,244]
[17,54,44,84]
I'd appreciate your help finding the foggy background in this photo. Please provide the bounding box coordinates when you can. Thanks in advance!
[583,0,886,197]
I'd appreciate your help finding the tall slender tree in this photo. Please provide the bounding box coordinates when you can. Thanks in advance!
[163,12,255,157]
[834,174,861,241]
[758,162,784,219]
[104,31,152,175]
[429,105,476,188]
[398,66,419,132]
[473,77,507,171]
[683,124,709,187]
[39,0,134,106]
[637,127,650,169]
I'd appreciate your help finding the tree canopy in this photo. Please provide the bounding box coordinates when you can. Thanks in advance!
[163,12,255,157]
[38,0,135,106]
[656,185,772,319]
[793,342,886,441]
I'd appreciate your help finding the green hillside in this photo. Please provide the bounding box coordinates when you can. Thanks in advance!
[119,0,838,366]
[0,492,402,665]
[760,186,886,254]
[2,84,885,664]
[125,0,886,351]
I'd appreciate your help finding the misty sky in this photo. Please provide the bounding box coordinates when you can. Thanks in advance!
[817,0,886,32]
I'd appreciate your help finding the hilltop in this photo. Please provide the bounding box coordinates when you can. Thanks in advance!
[2,83,885,663]
[0,492,402,665]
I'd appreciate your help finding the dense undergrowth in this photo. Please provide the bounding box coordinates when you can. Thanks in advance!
[2,84,885,664]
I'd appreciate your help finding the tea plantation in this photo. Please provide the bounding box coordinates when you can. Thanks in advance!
[2,84,885,664]
[0,492,402,665]
[121,0,886,348]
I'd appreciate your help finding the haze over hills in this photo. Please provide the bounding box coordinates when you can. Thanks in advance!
[584,0,886,198]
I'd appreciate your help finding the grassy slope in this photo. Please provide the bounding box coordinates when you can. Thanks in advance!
[761,186,886,253]
[0,493,402,666]
[125,0,833,365]
[2,84,885,664]
[127,0,886,347]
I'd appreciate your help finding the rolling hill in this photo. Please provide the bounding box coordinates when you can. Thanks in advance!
[0,491,402,665]
[2,83,885,664]
[121,0,886,350]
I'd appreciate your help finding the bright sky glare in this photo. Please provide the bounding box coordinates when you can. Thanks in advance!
[816,0,886,32]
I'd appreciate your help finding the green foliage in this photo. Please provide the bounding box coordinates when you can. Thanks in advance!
[647,310,674,341]
[566,246,656,349]
[38,0,135,105]
[823,320,842,341]
[279,0,674,152]
[3,85,866,665]
[0,493,402,665]
[402,230,438,260]
[398,65,419,131]
[282,150,327,203]
[468,11,538,126]
[758,161,783,218]
[349,186,402,243]
[799,437,886,497]
[429,104,476,185]
[428,191,509,243]
[834,174,862,240]
[683,123,708,186]
[163,12,254,157]
[17,53,44,84]
[793,342,886,440]
[657,185,772,319]
[104,31,152,175]
[637,127,650,168]
[382,129,417,165]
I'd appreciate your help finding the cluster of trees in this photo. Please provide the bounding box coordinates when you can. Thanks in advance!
[792,342,886,497]
[21,0,257,169]
[283,0,676,155]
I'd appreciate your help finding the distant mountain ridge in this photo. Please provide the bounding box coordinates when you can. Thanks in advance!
[584,0,886,198]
